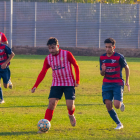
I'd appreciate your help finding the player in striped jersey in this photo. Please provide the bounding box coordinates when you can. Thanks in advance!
[0,42,15,104]
[100,38,130,130]
[0,32,13,89]
[31,37,80,133]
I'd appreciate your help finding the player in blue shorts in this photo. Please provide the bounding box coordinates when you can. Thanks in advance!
[100,38,130,129]
[0,43,15,104]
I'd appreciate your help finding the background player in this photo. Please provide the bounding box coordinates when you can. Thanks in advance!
[0,41,15,104]
[31,37,80,133]
[100,38,130,129]
[0,32,13,89]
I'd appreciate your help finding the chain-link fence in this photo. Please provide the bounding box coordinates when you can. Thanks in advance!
[0,1,139,48]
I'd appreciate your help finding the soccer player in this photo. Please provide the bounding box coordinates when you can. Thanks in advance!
[100,38,130,129]
[0,41,15,104]
[0,32,13,89]
[31,37,80,133]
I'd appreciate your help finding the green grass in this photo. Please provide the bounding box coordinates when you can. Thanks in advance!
[0,55,140,140]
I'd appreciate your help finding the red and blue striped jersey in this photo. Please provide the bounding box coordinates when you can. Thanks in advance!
[0,43,12,70]
[100,52,127,85]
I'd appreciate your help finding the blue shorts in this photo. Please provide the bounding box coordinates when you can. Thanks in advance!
[0,67,10,84]
[102,83,124,104]
[49,86,75,100]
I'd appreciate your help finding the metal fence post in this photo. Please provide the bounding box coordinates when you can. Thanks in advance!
[34,2,37,48]
[138,4,140,49]
[76,3,78,47]
[10,0,13,49]
[99,2,101,48]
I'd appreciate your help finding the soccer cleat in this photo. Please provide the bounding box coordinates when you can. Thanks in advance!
[0,99,5,104]
[8,80,13,89]
[68,114,76,127]
[37,131,48,134]
[114,123,123,130]
[120,103,125,112]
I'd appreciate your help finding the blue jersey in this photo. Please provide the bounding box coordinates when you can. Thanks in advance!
[0,43,12,71]
[100,52,127,85]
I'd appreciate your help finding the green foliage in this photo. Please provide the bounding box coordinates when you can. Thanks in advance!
[0,55,140,140]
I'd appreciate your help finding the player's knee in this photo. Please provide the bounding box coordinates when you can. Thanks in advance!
[114,104,120,109]
[48,100,57,110]
[4,84,8,88]
[67,104,74,110]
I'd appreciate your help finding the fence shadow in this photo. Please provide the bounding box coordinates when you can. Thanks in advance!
[0,131,36,136]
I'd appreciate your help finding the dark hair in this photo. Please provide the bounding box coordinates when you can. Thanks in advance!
[104,38,116,46]
[47,37,59,46]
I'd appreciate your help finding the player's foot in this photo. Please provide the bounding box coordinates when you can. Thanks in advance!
[37,130,48,134]
[68,114,76,127]
[0,99,5,104]
[8,80,13,89]
[114,123,123,130]
[120,103,125,112]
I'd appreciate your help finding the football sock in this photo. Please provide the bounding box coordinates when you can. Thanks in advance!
[108,109,120,124]
[44,108,54,121]
[68,108,75,115]
[0,87,3,100]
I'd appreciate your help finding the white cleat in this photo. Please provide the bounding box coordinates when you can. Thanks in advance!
[114,124,123,130]
[0,99,5,104]
[8,80,13,89]
[120,103,125,112]
[68,114,76,127]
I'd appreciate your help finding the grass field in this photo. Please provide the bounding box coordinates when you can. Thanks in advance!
[0,55,140,140]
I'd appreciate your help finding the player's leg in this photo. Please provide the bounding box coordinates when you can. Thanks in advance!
[64,86,76,126]
[38,87,63,134]
[113,85,124,129]
[44,98,59,121]
[44,86,63,122]
[0,82,4,104]
[113,84,124,112]
[3,68,10,89]
[102,84,121,129]
[105,99,121,126]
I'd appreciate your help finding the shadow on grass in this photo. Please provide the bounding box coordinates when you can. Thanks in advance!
[0,131,36,136]
[0,103,104,108]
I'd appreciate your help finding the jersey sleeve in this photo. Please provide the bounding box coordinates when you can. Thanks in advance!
[32,57,50,89]
[119,54,127,68]
[67,51,80,84]
[1,33,8,42]
[5,45,12,55]
[99,56,102,71]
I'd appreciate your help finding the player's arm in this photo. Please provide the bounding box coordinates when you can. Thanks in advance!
[124,65,130,91]
[119,55,130,91]
[31,58,50,93]
[1,46,15,69]
[100,63,106,76]
[67,51,80,87]
[100,58,106,76]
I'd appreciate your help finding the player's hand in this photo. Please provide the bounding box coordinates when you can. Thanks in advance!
[75,83,79,87]
[1,63,7,69]
[31,87,36,93]
[125,83,130,92]
[101,63,106,72]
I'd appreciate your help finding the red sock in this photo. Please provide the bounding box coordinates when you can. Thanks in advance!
[44,109,54,121]
[68,108,75,115]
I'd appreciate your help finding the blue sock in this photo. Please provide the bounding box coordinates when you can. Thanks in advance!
[0,87,3,100]
[108,109,120,124]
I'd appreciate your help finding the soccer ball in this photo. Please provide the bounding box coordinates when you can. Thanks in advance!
[37,119,51,132]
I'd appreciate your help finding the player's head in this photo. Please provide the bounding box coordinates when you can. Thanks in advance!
[104,38,116,55]
[47,37,59,55]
